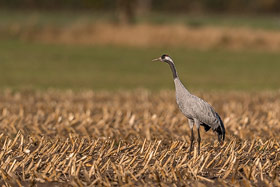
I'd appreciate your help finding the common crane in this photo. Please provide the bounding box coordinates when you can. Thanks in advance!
[152,54,225,154]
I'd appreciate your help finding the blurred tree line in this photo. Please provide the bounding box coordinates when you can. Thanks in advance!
[1,0,280,23]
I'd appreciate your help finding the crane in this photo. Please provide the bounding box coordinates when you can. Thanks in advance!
[152,54,225,154]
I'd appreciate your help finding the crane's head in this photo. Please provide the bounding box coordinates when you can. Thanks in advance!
[152,54,173,63]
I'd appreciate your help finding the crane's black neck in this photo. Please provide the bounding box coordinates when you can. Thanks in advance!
[166,60,178,79]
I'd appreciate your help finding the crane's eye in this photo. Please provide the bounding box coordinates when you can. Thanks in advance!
[161,54,168,59]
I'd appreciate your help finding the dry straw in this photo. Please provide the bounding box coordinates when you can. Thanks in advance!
[0,90,279,185]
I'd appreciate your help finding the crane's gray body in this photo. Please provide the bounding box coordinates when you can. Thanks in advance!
[174,78,223,132]
[153,54,225,153]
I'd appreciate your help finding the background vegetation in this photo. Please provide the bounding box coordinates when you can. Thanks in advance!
[0,8,280,91]
[1,39,280,91]
[1,0,280,13]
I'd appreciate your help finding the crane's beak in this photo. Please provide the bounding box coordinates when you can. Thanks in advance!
[152,57,162,62]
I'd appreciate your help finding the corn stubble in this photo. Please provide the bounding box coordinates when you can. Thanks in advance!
[0,90,279,186]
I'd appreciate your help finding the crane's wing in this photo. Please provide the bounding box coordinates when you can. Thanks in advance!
[189,95,218,125]
[189,95,225,141]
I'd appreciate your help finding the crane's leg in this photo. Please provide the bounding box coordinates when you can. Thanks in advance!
[188,119,194,154]
[197,127,201,155]
[195,119,201,155]
[189,127,194,154]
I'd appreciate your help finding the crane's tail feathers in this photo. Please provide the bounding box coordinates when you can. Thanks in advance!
[215,113,225,142]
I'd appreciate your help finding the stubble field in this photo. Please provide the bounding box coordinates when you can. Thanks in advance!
[0,90,279,186]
